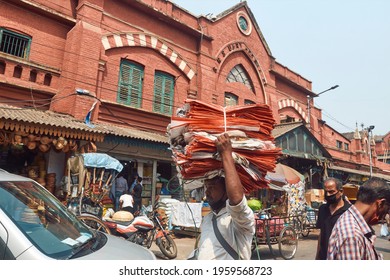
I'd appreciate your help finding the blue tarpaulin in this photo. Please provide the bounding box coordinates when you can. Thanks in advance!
[81,153,123,172]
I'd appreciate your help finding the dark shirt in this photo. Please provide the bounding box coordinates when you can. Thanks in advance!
[316,197,351,260]
[132,183,142,200]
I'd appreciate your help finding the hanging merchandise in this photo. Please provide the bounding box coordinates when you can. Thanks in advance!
[284,181,306,216]
[167,99,282,193]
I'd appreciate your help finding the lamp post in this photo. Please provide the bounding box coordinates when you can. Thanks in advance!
[307,85,339,128]
[366,125,375,177]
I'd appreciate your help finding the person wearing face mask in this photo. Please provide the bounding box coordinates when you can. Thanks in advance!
[189,133,255,260]
[327,177,390,260]
[315,177,351,260]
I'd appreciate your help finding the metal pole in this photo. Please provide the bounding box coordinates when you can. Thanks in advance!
[368,129,373,177]
[306,85,338,129]
[307,95,311,128]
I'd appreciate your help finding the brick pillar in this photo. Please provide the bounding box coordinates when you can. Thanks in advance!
[51,2,104,121]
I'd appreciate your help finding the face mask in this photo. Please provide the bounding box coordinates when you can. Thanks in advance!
[325,192,341,205]
[209,198,226,212]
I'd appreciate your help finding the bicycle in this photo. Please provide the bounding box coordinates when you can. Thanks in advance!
[288,208,318,238]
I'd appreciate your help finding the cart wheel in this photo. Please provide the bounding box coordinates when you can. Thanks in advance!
[77,214,111,235]
[278,225,298,260]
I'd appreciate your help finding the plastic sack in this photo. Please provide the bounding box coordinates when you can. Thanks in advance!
[380,223,389,237]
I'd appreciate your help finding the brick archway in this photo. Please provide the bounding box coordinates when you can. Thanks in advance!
[278,99,308,123]
[214,41,268,104]
[102,32,195,81]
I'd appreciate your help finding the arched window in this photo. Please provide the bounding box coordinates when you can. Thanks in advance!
[226,64,254,92]
[43,73,52,86]
[0,61,5,74]
[244,99,255,105]
[13,65,22,78]
[29,69,37,82]
[224,93,238,107]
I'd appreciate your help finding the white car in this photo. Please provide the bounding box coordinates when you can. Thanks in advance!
[0,170,156,260]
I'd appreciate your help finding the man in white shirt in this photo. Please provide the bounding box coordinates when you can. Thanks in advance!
[119,191,134,214]
[195,133,255,260]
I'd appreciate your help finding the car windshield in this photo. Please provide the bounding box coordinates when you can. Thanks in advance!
[0,180,94,259]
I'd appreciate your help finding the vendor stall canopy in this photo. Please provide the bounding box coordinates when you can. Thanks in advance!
[266,163,304,185]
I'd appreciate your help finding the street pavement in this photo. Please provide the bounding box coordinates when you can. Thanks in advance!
[151,225,390,260]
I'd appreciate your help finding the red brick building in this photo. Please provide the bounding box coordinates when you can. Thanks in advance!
[0,0,389,204]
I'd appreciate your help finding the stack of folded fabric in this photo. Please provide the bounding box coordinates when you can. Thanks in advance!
[167,99,281,193]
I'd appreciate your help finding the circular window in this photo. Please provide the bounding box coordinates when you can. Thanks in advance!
[239,16,248,31]
[236,12,252,36]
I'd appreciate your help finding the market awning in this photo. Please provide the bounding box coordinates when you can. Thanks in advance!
[329,165,390,181]
[0,103,105,141]
[0,103,169,144]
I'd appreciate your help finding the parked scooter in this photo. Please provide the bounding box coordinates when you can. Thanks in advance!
[103,207,177,259]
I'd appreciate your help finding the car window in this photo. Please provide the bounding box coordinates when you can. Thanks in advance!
[0,181,94,259]
[0,222,14,260]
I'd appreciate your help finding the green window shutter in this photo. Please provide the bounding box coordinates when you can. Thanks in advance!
[154,72,174,115]
[117,61,143,107]
[154,74,163,113]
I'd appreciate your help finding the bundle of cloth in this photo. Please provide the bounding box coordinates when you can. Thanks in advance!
[167,99,281,193]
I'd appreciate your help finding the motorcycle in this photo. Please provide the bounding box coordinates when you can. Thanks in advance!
[104,208,177,259]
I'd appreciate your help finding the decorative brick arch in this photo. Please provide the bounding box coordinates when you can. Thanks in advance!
[278,99,308,123]
[214,41,268,104]
[102,32,195,81]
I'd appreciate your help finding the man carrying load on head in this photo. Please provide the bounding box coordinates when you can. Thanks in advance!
[192,133,255,260]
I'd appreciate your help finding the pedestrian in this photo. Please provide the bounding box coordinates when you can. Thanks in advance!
[315,177,351,260]
[327,177,390,260]
[132,176,143,215]
[119,190,135,214]
[190,133,255,260]
[129,173,138,194]
[114,172,128,211]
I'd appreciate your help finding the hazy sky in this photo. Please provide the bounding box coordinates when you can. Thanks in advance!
[172,0,389,136]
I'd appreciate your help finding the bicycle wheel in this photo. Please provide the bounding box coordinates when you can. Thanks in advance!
[77,214,111,235]
[278,225,298,260]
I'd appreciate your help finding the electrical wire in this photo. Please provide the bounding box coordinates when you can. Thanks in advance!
[0,1,359,143]
[0,0,273,104]
[0,0,312,116]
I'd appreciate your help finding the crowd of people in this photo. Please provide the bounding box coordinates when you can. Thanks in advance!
[107,135,390,261]
[190,133,390,260]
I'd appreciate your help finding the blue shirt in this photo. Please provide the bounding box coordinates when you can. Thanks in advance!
[115,176,128,193]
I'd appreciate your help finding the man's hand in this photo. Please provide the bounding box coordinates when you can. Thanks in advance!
[215,133,243,206]
[215,133,233,156]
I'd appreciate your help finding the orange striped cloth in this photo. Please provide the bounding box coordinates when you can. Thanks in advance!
[168,99,281,193]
